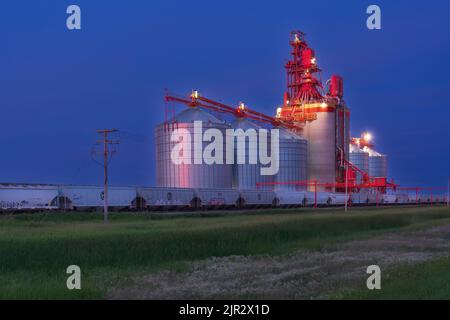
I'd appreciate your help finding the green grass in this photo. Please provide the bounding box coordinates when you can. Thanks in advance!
[334,255,450,300]
[1,206,450,299]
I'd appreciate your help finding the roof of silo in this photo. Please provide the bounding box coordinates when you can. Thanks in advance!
[230,120,304,141]
[170,107,223,124]
[230,118,262,130]
[363,146,385,157]
[277,127,305,141]
[350,144,368,153]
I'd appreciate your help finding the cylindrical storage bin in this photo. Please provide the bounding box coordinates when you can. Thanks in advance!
[304,110,336,191]
[274,128,308,191]
[369,154,387,178]
[155,107,233,189]
[230,118,273,190]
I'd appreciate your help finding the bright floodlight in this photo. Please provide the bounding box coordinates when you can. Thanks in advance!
[276,107,282,118]
[191,90,199,99]
[363,132,372,142]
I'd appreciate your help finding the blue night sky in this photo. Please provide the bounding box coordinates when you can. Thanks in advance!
[1,0,449,188]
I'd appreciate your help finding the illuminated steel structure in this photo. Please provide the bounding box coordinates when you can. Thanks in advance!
[165,91,297,131]
[278,31,349,192]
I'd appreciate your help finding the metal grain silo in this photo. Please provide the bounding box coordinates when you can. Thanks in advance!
[349,145,369,184]
[274,128,308,191]
[155,107,232,189]
[303,104,350,191]
[304,110,336,191]
[230,118,273,190]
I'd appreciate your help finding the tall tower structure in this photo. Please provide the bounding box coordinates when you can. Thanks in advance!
[278,31,350,191]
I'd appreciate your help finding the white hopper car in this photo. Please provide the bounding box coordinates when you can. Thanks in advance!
[0,184,59,210]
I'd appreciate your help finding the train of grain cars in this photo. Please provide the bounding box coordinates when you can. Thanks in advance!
[0,183,447,213]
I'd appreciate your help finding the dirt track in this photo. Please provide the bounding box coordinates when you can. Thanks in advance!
[107,224,450,299]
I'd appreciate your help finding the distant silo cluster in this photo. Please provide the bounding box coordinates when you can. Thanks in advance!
[349,133,388,182]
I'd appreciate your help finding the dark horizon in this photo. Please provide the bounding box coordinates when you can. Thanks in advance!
[1,1,450,188]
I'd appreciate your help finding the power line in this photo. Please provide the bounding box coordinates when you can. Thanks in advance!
[118,130,152,144]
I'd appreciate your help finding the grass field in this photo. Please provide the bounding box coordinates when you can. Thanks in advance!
[1,206,450,299]
[334,255,450,300]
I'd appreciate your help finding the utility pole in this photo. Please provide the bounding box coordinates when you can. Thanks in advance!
[95,129,119,224]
